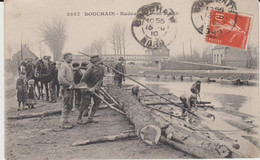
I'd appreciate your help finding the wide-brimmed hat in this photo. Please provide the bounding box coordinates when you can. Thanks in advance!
[90,55,102,63]
[118,57,125,61]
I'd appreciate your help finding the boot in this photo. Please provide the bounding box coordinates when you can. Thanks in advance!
[77,111,86,124]
[86,110,99,123]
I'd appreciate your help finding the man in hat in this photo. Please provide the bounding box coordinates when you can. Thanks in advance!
[77,55,105,124]
[113,57,126,88]
[58,52,75,129]
[49,62,58,103]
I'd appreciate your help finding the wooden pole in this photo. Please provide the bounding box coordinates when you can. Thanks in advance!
[100,88,121,107]
[72,133,137,146]
[190,38,192,61]
[92,92,126,115]
[7,109,61,120]
[182,41,185,60]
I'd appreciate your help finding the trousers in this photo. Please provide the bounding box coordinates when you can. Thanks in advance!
[60,89,74,125]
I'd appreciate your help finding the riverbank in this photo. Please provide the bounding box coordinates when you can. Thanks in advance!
[144,70,258,80]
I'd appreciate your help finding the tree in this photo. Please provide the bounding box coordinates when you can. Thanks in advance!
[201,46,213,64]
[108,22,126,56]
[83,38,106,55]
[39,18,66,61]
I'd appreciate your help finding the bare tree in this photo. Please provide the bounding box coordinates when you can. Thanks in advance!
[38,17,66,61]
[83,38,106,55]
[108,22,126,56]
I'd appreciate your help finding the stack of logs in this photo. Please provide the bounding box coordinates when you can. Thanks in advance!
[103,86,246,158]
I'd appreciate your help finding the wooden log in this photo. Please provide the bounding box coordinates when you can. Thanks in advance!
[151,111,246,158]
[197,101,211,104]
[196,104,215,109]
[140,93,172,97]
[72,133,137,146]
[242,135,259,148]
[225,119,257,134]
[144,102,173,106]
[160,136,234,158]
[106,86,162,145]
[7,110,61,120]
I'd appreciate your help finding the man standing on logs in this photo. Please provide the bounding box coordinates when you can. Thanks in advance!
[179,94,197,117]
[190,80,201,100]
[58,53,75,129]
[113,57,126,88]
[77,55,105,123]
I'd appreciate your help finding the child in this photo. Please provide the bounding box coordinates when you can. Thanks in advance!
[26,79,37,109]
[16,71,27,111]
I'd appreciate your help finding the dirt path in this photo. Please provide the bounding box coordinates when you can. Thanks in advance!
[5,91,193,160]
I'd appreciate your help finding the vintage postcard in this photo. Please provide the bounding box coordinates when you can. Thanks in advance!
[4,0,259,159]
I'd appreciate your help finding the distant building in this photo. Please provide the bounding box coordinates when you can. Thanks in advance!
[145,46,170,56]
[212,45,247,68]
[9,45,38,73]
[12,45,38,63]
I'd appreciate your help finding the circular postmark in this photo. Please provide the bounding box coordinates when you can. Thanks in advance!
[131,2,177,49]
[191,0,238,38]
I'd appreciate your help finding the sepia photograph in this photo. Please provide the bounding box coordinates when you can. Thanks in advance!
[4,0,260,159]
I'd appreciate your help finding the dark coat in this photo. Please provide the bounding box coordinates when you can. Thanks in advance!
[50,68,59,85]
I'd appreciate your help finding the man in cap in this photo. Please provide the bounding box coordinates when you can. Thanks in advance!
[49,62,58,103]
[77,55,105,124]
[113,57,126,88]
[58,52,75,129]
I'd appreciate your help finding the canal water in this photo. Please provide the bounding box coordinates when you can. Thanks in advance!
[125,77,259,117]
[125,77,259,157]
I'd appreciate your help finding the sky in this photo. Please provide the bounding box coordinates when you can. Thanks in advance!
[4,0,259,59]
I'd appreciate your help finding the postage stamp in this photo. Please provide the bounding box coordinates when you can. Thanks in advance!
[131,2,177,49]
[191,0,237,34]
[205,10,252,50]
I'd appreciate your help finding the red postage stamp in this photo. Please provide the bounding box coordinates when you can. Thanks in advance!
[205,10,252,50]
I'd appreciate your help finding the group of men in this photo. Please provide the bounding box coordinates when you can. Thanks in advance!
[58,53,126,129]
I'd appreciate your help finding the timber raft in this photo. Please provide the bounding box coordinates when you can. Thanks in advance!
[100,85,258,158]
